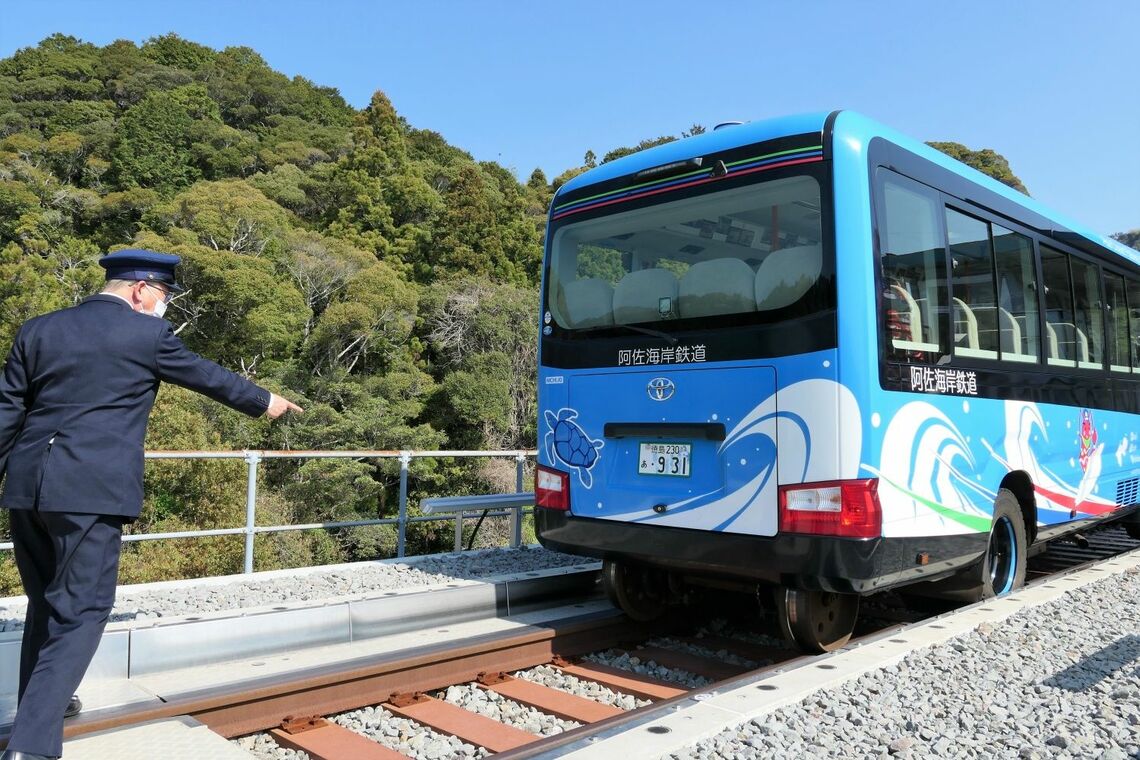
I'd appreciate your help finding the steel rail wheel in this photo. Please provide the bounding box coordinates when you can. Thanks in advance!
[777,587,859,653]
[602,559,668,622]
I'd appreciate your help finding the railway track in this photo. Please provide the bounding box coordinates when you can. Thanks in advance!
[27,525,1140,759]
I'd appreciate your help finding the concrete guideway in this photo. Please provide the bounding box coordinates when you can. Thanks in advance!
[533,548,1140,759]
[0,562,601,744]
[52,598,631,758]
[56,716,254,759]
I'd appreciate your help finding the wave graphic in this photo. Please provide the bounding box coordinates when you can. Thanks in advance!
[985,401,1113,517]
[872,401,991,536]
[632,378,860,535]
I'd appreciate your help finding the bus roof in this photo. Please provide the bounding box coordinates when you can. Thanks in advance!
[556,112,831,194]
[555,110,1139,268]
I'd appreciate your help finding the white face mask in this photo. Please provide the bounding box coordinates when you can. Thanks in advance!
[144,284,168,319]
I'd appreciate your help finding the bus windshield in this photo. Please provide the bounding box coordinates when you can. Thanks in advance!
[547,174,826,333]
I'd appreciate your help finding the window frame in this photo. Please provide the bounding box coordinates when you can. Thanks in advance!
[874,166,1138,380]
[868,137,1140,413]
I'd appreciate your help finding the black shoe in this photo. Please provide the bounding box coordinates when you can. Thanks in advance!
[64,694,82,719]
[1,750,59,759]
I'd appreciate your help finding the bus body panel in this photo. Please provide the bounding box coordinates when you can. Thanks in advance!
[536,110,1140,594]
[539,351,861,537]
[829,112,1137,542]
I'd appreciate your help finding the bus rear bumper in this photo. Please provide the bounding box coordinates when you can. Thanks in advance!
[535,507,985,595]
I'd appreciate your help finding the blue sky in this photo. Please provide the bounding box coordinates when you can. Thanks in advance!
[2,1,1137,236]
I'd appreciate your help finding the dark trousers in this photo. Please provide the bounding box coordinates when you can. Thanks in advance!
[7,509,123,758]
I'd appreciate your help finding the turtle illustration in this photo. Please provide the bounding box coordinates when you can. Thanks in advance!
[544,408,604,488]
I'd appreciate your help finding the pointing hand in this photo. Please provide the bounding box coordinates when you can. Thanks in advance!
[266,392,304,420]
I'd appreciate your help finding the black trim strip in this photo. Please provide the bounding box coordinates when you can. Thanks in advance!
[604,422,726,441]
[535,507,982,594]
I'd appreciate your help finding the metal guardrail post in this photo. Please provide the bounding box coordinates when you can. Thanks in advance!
[243,450,261,574]
[454,512,464,552]
[397,451,411,558]
[513,453,526,547]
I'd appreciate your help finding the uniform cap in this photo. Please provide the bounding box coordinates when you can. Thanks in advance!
[98,249,184,292]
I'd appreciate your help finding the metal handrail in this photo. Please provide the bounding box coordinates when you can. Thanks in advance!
[0,449,538,574]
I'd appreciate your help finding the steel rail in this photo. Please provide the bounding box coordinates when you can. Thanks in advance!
[24,608,641,747]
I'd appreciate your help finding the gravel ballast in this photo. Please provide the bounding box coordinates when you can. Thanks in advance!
[0,546,590,631]
[669,566,1140,759]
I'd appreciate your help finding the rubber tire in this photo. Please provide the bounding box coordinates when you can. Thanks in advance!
[602,559,668,622]
[978,489,1028,600]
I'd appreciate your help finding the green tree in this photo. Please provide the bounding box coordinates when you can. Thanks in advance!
[172,246,309,371]
[149,179,291,256]
[926,141,1029,194]
[0,32,579,579]
[1112,230,1139,250]
[112,88,199,191]
[305,262,418,376]
[140,34,216,72]
[602,135,676,164]
[426,279,537,449]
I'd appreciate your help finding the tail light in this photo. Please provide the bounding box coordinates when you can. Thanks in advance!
[535,464,571,511]
[778,478,881,539]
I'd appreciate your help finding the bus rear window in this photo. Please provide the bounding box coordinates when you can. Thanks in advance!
[547,176,826,331]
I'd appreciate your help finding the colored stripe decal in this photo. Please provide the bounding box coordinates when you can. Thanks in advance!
[553,143,824,212]
[873,470,992,532]
[1032,483,1117,516]
[553,150,822,217]
[552,154,823,221]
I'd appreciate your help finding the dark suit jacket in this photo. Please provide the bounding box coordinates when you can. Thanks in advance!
[0,294,270,518]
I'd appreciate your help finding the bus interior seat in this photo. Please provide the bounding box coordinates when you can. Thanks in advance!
[613,268,679,323]
[560,277,614,328]
[997,307,1022,354]
[1045,321,1090,363]
[754,244,822,311]
[678,258,757,318]
[889,283,923,343]
[952,297,979,349]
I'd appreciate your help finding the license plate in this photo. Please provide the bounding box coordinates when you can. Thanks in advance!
[638,442,691,477]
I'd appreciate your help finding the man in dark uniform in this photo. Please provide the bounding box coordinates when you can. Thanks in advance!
[0,250,303,760]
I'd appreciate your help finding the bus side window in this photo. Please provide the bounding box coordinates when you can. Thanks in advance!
[1041,246,1079,367]
[992,225,1040,363]
[1128,278,1140,373]
[945,208,998,359]
[1071,257,1105,369]
[877,169,945,360]
[1105,272,1130,373]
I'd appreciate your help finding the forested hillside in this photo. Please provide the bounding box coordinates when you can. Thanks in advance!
[0,34,1132,586]
[0,33,553,586]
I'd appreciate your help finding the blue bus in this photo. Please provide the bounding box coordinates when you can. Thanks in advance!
[533,111,1140,651]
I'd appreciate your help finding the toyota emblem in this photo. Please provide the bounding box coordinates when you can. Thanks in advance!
[647,377,675,401]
